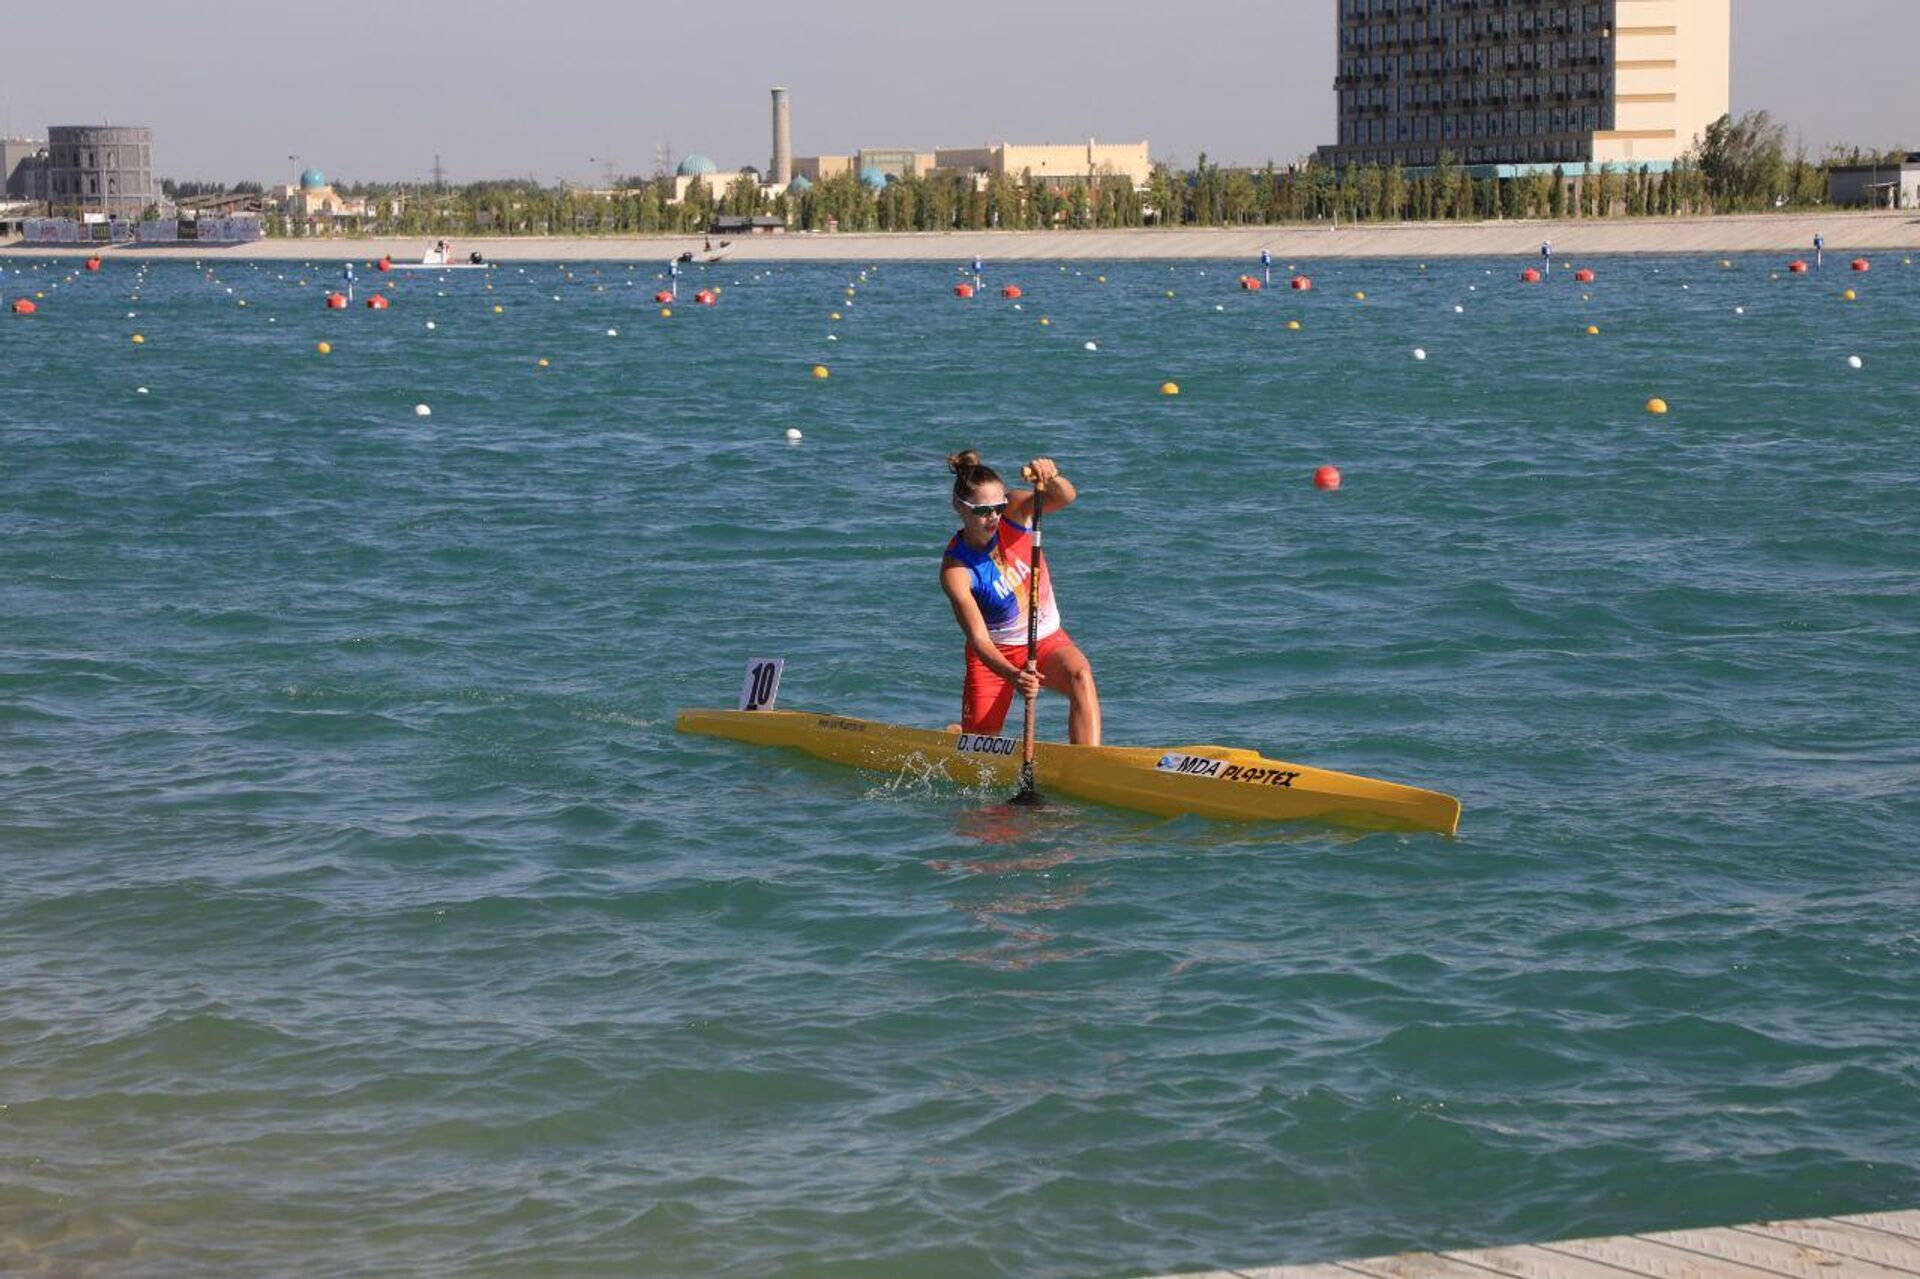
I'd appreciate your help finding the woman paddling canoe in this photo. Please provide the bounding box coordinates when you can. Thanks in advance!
[941,450,1102,746]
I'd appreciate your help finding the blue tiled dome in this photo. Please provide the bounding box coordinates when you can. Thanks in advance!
[788,174,813,193]
[299,168,327,190]
[677,154,718,177]
[858,167,888,190]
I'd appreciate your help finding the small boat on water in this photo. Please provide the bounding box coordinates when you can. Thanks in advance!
[388,242,489,271]
[675,708,1461,835]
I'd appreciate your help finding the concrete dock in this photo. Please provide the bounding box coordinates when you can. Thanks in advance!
[1155,1210,1920,1279]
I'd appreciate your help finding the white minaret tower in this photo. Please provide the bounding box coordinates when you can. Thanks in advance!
[770,86,792,186]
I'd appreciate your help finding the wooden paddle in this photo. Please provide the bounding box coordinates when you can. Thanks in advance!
[1009,465,1046,806]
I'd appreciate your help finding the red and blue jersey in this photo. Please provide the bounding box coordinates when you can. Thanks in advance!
[944,518,1060,646]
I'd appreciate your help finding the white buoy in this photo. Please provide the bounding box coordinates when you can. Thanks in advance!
[1734,306,1745,315]
[826,334,837,341]
[606,328,618,337]
[1413,348,1427,360]
[1083,341,1098,351]
[136,386,149,395]
[785,427,803,442]
[1847,355,1864,369]
[1214,304,1225,312]
[1453,305,1465,313]
[414,404,432,417]
[425,320,437,330]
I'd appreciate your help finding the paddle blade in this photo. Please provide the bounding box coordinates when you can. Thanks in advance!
[1008,763,1042,806]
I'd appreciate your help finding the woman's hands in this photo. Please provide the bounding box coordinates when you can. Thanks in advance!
[1022,457,1060,489]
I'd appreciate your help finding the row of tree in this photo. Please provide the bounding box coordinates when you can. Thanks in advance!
[248,112,1897,236]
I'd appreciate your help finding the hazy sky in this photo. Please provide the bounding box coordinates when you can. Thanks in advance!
[4,0,1914,184]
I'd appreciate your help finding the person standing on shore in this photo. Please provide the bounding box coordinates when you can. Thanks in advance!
[1814,233,1825,269]
[1541,240,1553,274]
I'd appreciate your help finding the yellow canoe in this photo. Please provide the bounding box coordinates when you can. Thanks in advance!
[675,708,1460,835]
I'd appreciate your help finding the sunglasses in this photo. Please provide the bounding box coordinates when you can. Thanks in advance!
[959,499,1009,517]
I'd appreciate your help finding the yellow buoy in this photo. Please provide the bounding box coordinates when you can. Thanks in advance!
[1720,260,1733,269]
[315,341,332,355]
[1645,397,1668,415]
[1586,325,1600,335]
[1039,317,1051,327]
[492,304,503,314]
[1096,275,1106,283]
[1354,291,1366,300]
[130,333,144,344]
[1842,289,1857,301]
[829,311,841,321]
[1159,381,1180,396]
[1286,320,1301,331]
[537,357,550,368]
[812,365,830,379]
[659,307,672,317]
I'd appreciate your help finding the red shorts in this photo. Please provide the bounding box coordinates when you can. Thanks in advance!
[961,629,1075,735]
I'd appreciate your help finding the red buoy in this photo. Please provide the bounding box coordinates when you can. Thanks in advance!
[1851,258,1871,273]
[1788,260,1809,274]
[10,298,37,314]
[653,291,674,303]
[1574,268,1595,283]
[1240,276,1262,291]
[1313,465,1341,491]
[366,294,390,309]
[954,282,975,298]
[376,257,392,272]
[1000,285,1022,299]
[1290,275,1312,291]
[695,289,717,305]
[85,257,102,272]
[325,292,348,309]
[1521,268,1542,283]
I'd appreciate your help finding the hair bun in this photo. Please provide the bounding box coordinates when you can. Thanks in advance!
[947,449,982,475]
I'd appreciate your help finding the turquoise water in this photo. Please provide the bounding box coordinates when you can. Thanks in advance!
[2,250,1917,1278]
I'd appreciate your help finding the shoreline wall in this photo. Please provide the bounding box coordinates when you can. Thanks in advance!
[4,210,1916,262]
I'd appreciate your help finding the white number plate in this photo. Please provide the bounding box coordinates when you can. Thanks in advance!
[738,658,785,712]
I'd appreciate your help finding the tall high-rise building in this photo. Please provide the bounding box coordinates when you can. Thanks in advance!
[771,87,792,186]
[1318,0,1730,172]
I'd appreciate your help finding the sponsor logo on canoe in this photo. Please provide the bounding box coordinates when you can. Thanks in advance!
[1157,752,1226,779]
[815,716,867,733]
[1157,753,1299,788]
[955,733,1019,757]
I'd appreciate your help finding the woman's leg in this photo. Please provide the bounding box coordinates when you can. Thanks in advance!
[1037,640,1101,746]
[960,646,1018,735]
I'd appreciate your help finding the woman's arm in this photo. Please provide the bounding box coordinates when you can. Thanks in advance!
[941,561,1035,689]
[1006,456,1076,524]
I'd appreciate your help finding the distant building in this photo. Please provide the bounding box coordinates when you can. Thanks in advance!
[855,148,926,181]
[668,153,760,204]
[1827,154,1920,209]
[272,167,370,229]
[46,124,155,213]
[1318,0,1731,174]
[2,136,48,200]
[770,87,793,186]
[711,214,787,235]
[933,140,1152,190]
[792,155,852,183]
